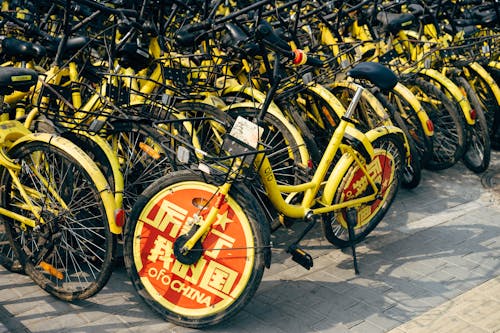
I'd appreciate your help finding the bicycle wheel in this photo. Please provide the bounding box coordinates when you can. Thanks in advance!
[226,106,304,231]
[487,65,500,148]
[404,76,466,170]
[328,82,392,132]
[467,64,500,140]
[124,170,268,328]
[322,133,404,248]
[455,76,491,173]
[173,101,235,156]
[386,84,434,166]
[0,132,117,274]
[1,140,116,300]
[276,86,344,162]
[374,92,422,189]
[105,120,177,212]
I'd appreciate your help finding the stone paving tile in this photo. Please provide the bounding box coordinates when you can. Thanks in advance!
[388,276,500,333]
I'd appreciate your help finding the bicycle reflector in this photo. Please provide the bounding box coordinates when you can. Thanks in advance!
[470,109,477,121]
[426,119,434,133]
[115,208,125,227]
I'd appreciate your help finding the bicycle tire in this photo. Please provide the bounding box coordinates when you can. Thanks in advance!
[276,86,345,162]
[322,133,404,248]
[404,76,466,170]
[123,170,268,328]
[455,76,491,173]
[1,140,116,300]
[1,129,119,275]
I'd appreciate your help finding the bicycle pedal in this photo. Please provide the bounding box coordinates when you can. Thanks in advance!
[287,244,313,270]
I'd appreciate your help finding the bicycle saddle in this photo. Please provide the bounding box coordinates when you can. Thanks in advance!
[347,62,398,92]
[2,37,47,61]
[116,42,151,71]
[376,12,416,34]
[442,24,479,38]
[0,67,38,95]
[43,36,90,57]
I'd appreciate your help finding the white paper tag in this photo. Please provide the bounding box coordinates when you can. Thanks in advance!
[229,116,263,149]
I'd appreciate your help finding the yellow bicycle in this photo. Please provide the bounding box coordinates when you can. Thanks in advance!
[0,67,120,300]
[123,19,410,328]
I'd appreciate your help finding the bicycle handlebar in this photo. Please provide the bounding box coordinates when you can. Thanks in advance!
[256,21,324,68]
[72,0,138,18]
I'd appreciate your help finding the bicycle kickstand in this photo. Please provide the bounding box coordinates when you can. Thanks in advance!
[346,208,360,275]
[286,212,316,270]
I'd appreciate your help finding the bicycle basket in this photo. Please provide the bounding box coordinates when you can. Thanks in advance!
[159,52,237,93]
[154,115,269,186]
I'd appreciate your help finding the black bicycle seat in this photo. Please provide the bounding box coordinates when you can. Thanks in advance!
[347,62,398,92]
[2,38,46,61]
[43,36,90,57]
[376,12,416,34]
[0,67,38,95]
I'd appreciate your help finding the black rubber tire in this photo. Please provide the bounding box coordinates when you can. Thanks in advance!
[322,134,404,248]
[486,66,500,149]
[277,88,343,163]
[469,65,500,140]
[1,141,115,300]
[123,170,268,328]
[404,76,466,170]
[328,84,389,132]
[455,76,491,173]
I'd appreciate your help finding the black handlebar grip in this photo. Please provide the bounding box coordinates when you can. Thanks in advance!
[305,55,324,67]
[292,49,324,67]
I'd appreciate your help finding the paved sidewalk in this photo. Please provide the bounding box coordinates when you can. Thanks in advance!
[1,152,500,333]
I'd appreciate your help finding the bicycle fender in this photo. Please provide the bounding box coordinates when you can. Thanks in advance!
[392,82,434,137]
[418,68,475,125]
[365,125,411,162]
[328,80,391,123]
[222,101,310,165]
[321,153,354,206]
[63,130,124,210]
[343,125,375,162]
[11,132,121,234]
[306,83,349,119]
[321,125,376,205]
[321,126,409,206]
[468,62,500,107]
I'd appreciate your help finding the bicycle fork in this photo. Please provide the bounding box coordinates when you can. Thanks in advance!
[173,181,233,265]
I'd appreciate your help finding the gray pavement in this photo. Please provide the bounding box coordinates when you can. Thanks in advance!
[1,151,500,333]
